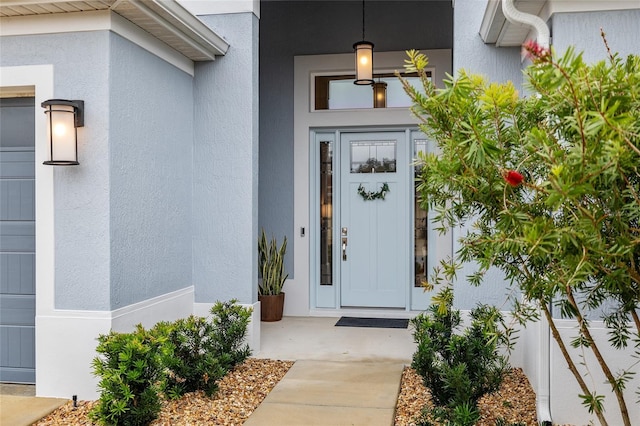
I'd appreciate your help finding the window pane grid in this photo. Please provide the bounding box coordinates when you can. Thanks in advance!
[350,140,397,173]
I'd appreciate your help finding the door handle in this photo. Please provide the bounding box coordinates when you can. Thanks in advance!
[342,237,348,261]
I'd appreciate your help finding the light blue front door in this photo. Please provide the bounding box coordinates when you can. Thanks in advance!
[339,132,409,308]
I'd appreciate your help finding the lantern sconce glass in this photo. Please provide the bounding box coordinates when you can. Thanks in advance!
[41,99,84,166]
[373,81,387,108]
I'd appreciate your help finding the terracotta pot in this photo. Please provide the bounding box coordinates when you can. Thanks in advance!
[258,292,285,322]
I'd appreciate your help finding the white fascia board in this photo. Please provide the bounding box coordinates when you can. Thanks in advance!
[178,0,260,18]
[479,0,505,44]
[0,9,111,35]
[0,10,195,75]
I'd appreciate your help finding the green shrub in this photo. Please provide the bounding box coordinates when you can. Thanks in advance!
[90,299,253,424]
[401,38,640,425]
[153,315,226,398]
[411,286,509,417]
[89,325,164,426]
[414,402,479,426]
[152,299,252,399]
[209,299,252,370]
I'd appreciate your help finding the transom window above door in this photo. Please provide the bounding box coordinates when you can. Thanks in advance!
[314,71,432,110]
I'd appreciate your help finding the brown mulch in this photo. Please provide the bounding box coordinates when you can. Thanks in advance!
[34,360,538,426]
[395,367,538,426]
[33,358,294,426]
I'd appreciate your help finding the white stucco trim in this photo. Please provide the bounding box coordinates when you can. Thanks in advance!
[0,10,195,75]
[36,286,195,399]
[549,318,640,426]
[0,65,55,314]
[518,311,552,424]
[36,314,111,399]
[110,286,195,330]
[292,50,452,317]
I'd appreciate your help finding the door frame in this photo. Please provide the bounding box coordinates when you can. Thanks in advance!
[310,127,445,312]
[312,128,413,310]
[289,49,453,317]
[1,65,55,388]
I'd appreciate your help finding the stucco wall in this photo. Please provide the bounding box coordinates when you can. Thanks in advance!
[547,10,640,425]
[550,320,640,425]
[193,12,259,305]
[551,9,640,63]
[452,0,524,310]
[0,30,198,311]
[0,31,112,310]
[108,33,194,309]
[259,0,454,274]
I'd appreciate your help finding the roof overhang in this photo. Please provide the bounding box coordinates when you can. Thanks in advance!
[480,0,640,47]
[0,0,229,60]
[479,0,546,47]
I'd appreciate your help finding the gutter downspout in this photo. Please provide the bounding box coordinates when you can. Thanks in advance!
[502,0,550,48]
[501,3,552,422]
[537,308,552,425]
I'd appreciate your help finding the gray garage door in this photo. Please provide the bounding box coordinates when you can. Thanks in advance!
[0,97,36,383]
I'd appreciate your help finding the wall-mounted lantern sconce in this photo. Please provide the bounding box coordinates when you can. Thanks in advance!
[373,81,387,108]
[41,99,84,165]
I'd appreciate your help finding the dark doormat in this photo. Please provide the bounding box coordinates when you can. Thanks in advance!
[335,316,409,329]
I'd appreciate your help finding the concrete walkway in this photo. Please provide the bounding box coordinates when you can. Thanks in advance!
[244,360,404,426]
[0,316,413,425]
[245,317,413,425]
[0,384,68,426]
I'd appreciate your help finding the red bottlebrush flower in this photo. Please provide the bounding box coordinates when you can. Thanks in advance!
[504,170,524,187]
[522,39,550,62]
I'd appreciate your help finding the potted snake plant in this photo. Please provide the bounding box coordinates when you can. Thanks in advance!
[258,229,288,321]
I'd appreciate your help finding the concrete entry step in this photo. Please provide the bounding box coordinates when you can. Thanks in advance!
[244,360,404,426]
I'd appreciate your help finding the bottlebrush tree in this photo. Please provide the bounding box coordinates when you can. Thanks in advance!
[400,33,639,426]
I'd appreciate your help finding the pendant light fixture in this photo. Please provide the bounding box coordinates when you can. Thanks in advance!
[353,0,374,85]
[373,80,387,108]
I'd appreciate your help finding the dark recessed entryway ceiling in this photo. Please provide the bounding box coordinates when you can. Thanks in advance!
[260,0,454,55]
[257,1,454,266]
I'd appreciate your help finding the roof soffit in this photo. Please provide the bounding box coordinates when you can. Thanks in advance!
[479,0,545,47]
[0,0,229,60]
[480,0,640,47]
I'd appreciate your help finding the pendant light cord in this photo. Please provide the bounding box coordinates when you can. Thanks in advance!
[362,0,365,40]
